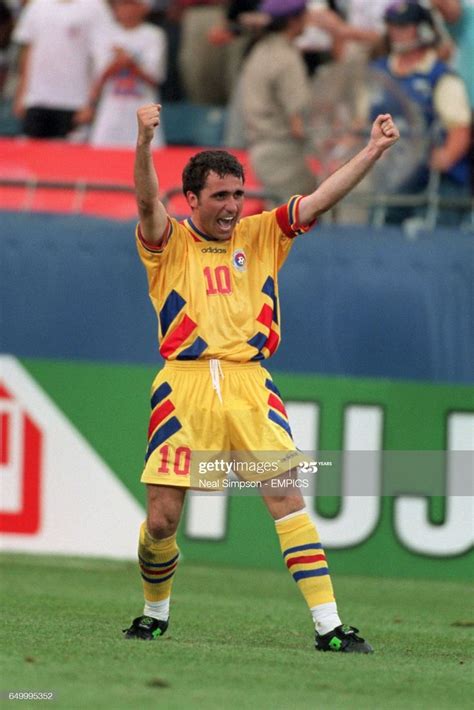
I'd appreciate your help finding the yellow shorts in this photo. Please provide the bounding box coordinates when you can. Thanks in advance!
[140,360,304,488]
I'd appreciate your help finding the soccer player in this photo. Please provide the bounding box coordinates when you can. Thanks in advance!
[124,103,399,652]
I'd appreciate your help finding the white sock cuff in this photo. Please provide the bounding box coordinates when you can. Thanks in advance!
[274,509,307,526]
[311,601,342,635]
[144,597,170,622]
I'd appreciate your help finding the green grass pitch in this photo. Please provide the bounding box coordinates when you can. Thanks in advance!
[0,554,472,710]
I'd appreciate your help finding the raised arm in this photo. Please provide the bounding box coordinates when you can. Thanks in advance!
[431,0,461,24]
[308,7,381,46]
[298,114,400,224]
[134,104,168,246]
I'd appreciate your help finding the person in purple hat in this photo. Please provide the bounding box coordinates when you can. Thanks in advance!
[240,0,315,204]
[260,0,307,16]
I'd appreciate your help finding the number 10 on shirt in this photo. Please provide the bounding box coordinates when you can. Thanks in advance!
[203,266,232,295]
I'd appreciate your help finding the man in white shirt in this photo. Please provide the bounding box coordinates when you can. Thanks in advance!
[86,0,167,148]
[13,0,112,138]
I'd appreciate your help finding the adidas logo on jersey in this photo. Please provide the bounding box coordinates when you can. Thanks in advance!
[201,247,227,254]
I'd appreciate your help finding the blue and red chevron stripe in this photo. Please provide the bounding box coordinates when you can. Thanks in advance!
[159,289,208,359]
[146,382,182,462]
[257,303,273,329]
[160,289,186,337]
[148,399,175,440]
[265,378,293,438]
[261,276,279,325]
[268,392,286,416]
[247,277,281,360]
[283,543,329,582]
[160,314,198,358]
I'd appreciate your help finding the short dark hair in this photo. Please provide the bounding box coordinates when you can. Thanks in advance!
[182,150,245,196]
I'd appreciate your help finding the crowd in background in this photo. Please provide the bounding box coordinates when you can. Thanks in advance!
[0,0,472,227]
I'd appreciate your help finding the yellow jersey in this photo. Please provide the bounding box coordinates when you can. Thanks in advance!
[136,195,315,362]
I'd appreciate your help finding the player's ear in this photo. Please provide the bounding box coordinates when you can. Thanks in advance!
[186,191,199,209]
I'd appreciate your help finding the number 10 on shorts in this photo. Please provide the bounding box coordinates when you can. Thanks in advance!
[157,445,191,476]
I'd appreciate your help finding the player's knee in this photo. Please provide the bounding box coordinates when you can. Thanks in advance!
[146,510,179,539]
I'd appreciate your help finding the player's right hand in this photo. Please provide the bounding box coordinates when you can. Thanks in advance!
[137,104,161,144]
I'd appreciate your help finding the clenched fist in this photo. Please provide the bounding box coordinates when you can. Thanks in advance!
[137,104,162,145]
[369,113,400,155]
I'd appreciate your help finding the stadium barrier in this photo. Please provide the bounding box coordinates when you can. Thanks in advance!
[0,100,227,146]
[1,138,472,228]
[0,139,262,219]
[0,213,473,579]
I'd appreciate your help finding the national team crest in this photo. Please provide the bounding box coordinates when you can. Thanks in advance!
[232,249,247,273]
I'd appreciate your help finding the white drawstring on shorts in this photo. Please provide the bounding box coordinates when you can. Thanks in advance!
[209,358,224,403]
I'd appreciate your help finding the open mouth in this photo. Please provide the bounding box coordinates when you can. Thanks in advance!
[217,217,234,231]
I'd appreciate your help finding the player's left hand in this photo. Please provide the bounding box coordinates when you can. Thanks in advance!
[369,114,400,154]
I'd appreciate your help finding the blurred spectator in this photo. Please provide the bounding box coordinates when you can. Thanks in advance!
[300,0,383,70]
[371,0,471,225]
[177,0,229,105]
[296,1,344,74]
[146,0,170,23]
[336,0,396,60]
[213,1,384,75]
[223,0,389,153]
[82,0,167,148]
[12,0,112,139]
[208,0,262,44]
[432,0,473,189]
[148,1,185,101]
[240,0,315,203]
[432,0,474,108]
[207,0,262,92]
[0,0,13,93]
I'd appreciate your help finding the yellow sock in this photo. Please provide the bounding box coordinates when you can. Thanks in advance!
[275,511,335,608]
[138,522,180,603]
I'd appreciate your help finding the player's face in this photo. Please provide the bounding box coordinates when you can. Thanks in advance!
[187,172,245,241]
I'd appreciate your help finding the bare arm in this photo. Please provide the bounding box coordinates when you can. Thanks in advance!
[134,104,168,246]
[430,125,471,172]
[431,0,462,23]
[309,8,381,45]
[299,114,400,224]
